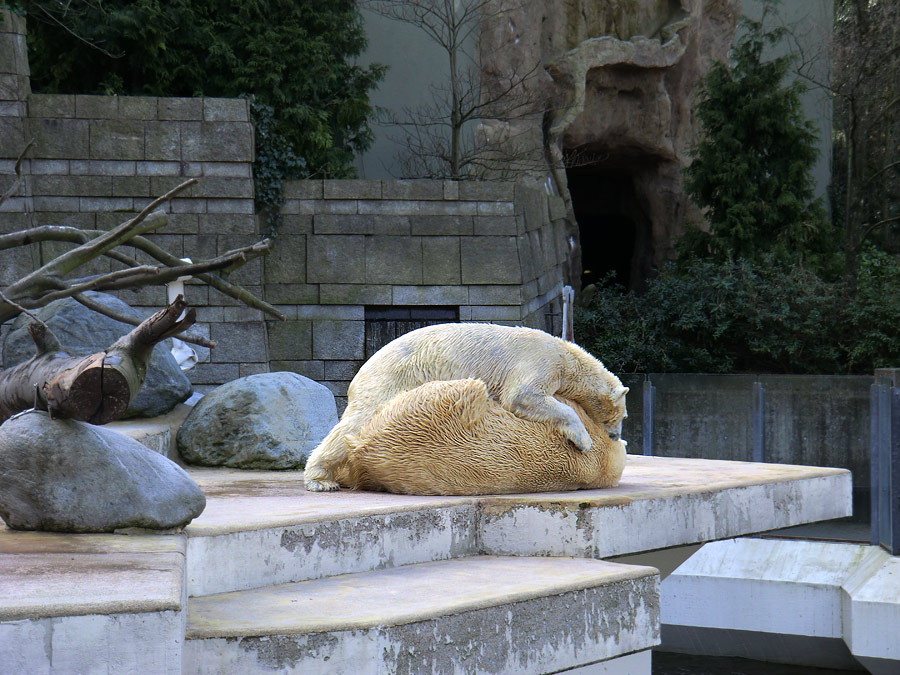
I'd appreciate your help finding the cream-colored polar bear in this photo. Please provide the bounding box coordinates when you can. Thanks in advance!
[338,378,626,495]
[304,323,628,492]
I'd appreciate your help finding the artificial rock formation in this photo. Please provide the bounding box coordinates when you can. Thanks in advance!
[0,410,206,532]
[177,372,338,470]
[479,0,741,284]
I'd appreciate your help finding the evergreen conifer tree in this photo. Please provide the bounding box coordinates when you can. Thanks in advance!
[682,4,834,267]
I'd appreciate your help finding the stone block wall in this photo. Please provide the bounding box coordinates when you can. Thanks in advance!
[1,10,572,412]
[262,179,569,409]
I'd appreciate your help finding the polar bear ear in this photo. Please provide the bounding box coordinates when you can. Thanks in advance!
[612,385,629,402]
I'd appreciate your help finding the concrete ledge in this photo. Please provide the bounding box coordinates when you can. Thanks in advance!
[0,530,185,620]
[181,457,851,595]
[106,403,193,461]
[661,538,900,673]
[1,610,184,675]
[185,556,659,674]
[0,529,187,674]
[478,456,852,558]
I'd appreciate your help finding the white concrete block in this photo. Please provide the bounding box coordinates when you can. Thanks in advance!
[843,549,900,666]
[661,538,900,674]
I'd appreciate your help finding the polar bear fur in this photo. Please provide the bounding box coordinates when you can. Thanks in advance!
[338,378,626,495]
[304,323,628,492]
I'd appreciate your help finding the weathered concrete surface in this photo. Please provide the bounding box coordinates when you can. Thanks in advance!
[661,538,900,674]
[567,650,651,674]
[183,455,850,596]
[0,529,184,619]
[477,455,852,558]
[0,529,186,674]
[0,454,853,673]
[0,610,184,675]
[185,556,659,674]
[185,467,478,596]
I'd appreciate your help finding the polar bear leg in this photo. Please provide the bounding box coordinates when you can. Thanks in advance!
[304,417,359,491]
[502,385,593,452]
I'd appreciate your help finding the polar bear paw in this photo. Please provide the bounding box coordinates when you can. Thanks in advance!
[567,424,594,453]
[306,478,341,492]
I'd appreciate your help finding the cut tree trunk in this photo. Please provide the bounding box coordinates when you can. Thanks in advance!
[0,296,195,425]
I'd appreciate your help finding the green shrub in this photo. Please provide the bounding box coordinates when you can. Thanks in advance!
[681,5,838,272]
[575,251,898,375]
[21,0,385,180]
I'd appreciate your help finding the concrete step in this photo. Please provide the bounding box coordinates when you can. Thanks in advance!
[182,456,852,597]
[660,538,900,674]
[0,530,186,674]
[184,555,660,674]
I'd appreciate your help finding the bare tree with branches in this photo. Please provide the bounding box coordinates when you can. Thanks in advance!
[363,0,546,180]
[786,0,900,279]
[0,141,283,423]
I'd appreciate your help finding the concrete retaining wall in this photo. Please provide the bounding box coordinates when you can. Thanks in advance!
[621,374,872,512]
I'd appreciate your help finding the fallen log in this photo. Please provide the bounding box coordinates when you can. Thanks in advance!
[0,296,195,425]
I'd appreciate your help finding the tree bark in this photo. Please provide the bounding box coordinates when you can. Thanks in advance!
[0,296,195,425]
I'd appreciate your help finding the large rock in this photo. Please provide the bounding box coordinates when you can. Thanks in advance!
[0,410,206,532]
[177,372,338,470]
[2,291,192,418]
[478,0,741,278]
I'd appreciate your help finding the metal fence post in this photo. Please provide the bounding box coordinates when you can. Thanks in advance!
[643,377,655,457]
[871,383,883,547]
[871,379,900,556]
[752,381,766,463]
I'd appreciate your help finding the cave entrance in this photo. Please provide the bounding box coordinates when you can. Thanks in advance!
[565,160,653,292]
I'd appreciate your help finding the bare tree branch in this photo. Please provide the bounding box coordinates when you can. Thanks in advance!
[72,292,216,349]
[0,139,35,207]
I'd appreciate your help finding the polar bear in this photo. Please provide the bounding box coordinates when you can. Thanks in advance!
[338,378,627,495]
[304,323,628,492]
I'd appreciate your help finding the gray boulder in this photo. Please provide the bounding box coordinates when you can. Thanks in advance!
[177,372,338,469]
[0,411,206,532]
[2,291,191,418]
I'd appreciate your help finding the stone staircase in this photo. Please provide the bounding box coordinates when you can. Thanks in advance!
[0,421,852,674]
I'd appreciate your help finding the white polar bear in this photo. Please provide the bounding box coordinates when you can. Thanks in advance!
[304,322,628,492]
[339,378,627,495]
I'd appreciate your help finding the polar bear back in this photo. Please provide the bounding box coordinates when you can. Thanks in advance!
[341,378,627,496]
[348,323,626,428]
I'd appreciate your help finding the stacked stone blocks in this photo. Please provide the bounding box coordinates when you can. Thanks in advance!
[265,179,569,407]
[1,10,572,410]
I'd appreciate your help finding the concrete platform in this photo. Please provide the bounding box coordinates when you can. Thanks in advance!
[184,456,851,595]
[185,556,659,674]
[0,454,852,674]
[660,538,900,674]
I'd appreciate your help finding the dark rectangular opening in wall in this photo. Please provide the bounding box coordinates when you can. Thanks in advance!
[364,306,459,359]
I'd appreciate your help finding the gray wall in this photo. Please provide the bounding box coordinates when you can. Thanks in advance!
[622,373,872,514]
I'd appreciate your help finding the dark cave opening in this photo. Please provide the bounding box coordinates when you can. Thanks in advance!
[565,159,652,292]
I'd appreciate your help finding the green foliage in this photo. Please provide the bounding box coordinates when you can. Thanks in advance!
[575,248,900,375]
[576,3,896,377]
[22,0,385,181]
[682,4,836,268]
